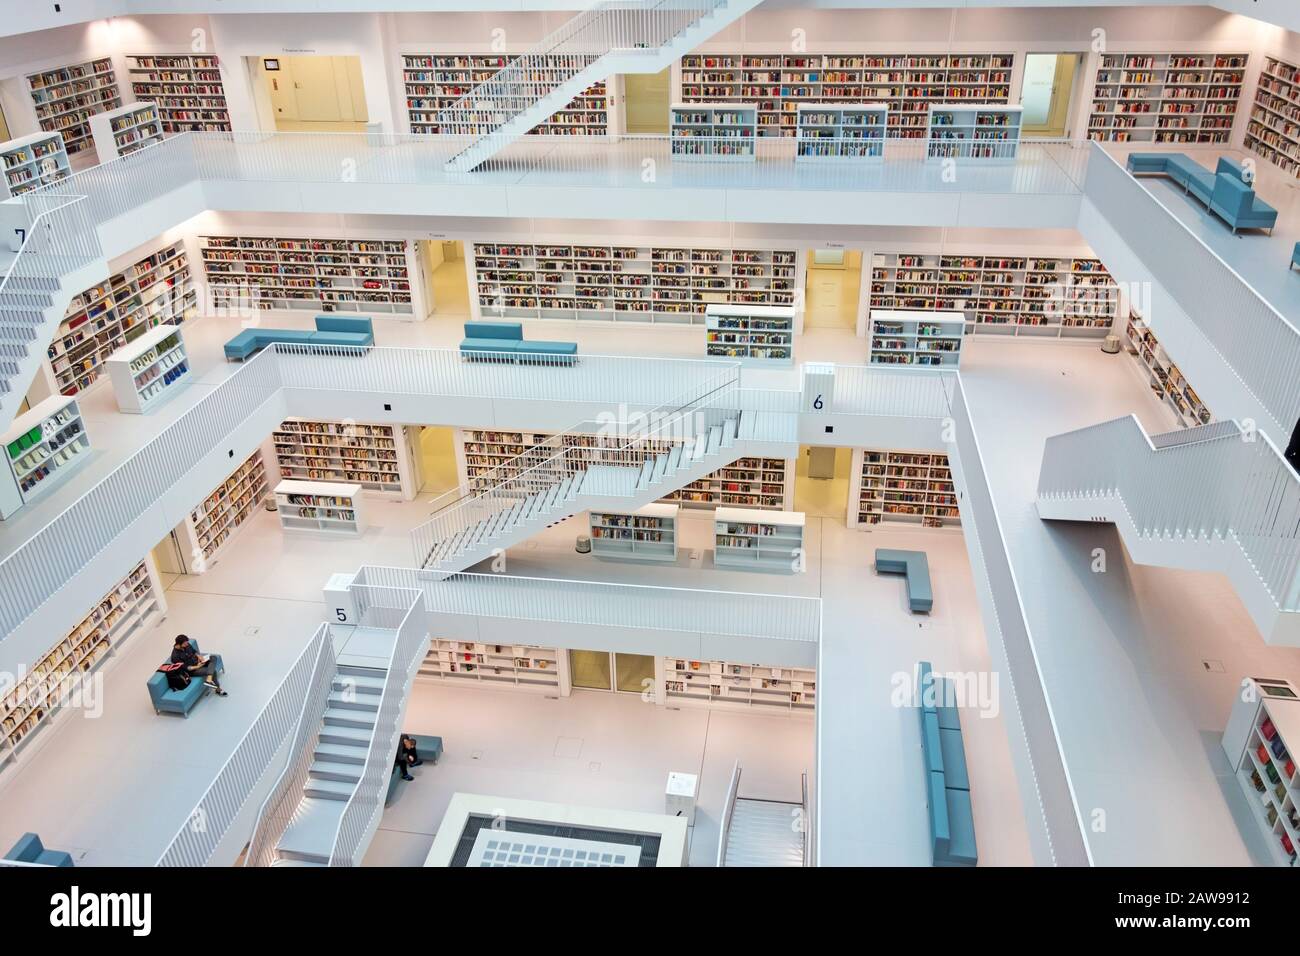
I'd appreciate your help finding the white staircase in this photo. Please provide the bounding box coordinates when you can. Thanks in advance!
[1037,415,1300,645]
[440,0,763,172]
[723,799,805,867]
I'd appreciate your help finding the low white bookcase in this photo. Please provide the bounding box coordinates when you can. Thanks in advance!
[926,104,1022,162]
[671,103,757,162]
[589,503,679,562]
[90,101,164,161]
[1,130,70,198]
[714,506,805,572]
[274,479,367,535]
[705,304,795,365]
[0,394,91,519]
[795,104,887,162]
[869,309,965,367]
[105,323,190,414]
[1222,676,1300,866]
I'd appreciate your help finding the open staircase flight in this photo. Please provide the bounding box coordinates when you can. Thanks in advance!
[1036,416,1300,646]
[439,0,763,172]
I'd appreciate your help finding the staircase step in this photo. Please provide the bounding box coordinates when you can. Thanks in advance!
[689,435,707,461]
[270,858,326,866]
[304,777,356,801]
[323,706,377,729]
[667,445,683,473]
[327,692,378,712]
[309,759,363,784]
[722,417,738,446]
[277,797,346,862]
[706,424,722,455]
[337,663,387,679]
[331,674,384,695]
[313,741,369,765]
[635,459,653,490]
[319,725,372,746]
[651,453,669,484]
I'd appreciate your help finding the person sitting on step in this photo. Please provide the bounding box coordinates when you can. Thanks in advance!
[395,733,423,781]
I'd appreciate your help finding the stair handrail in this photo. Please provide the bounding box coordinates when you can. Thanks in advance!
[800,769,813,867]
[411,366,741,569]
[327,586,428,865]
[716,759,742,867]
[243,625,338,867]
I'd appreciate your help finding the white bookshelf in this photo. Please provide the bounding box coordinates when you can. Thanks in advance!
[852,448,959,529]
[926,103,1022,161]
[275,479,367,536]
[89,102,164,162]
[1223,678,1300,866]
[1088,52,1247,143]
[46,239,196,397]
[705,304,794,365]
[869,309,964,367]
[714,506,805,572]
[401,53,608,136]
[0,395,91,519]
[870,252,1117,338]
[26,57,121,156]
[589,503,679,562]
[1123,312,1212,428]
[662,658,815,712]
[0,557,165,772]
[680,53,1013,139]
[105,323,191,414]
[200,235,415,316]
[795,103,887,161]
[472,243,796,324]
[127,54,231,133]
[272,419,419,499]
[459,429,795,511]
[1246,55,1300,180]
[419,639,569,694]
[163,450,270,573]
[670,103,757,161]
[0,131,70,198]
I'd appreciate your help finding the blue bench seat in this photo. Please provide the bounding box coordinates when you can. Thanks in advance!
[224,316,375,361]
[875,548,933,613]
[460,321,577,364]
[917,662,977,866]
[385,733,444,806]
[4,833,73,867]
[147,639,223,717]
[1126,153,1278,234]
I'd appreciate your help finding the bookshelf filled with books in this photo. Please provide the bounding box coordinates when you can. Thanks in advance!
[161,450,271,573]
[0,131,70,198]
[105,323,191,414]
[1,557,165,772]
[851,447,960,529]
[705,304,794,365]
[272,419,420,499]
[925,104,1022,161]
[714,507,805,572]
[274,479,366,536]
[795,103,887,161]
[0,395,91,519]
[670,103,758,160]
[472,242,797,324]
[1246,55,1300,180]
[590,503,679,563]
[26,57,121,155]
[661,657,815,712]
[419,639,568,694]
[869,309,964,367]
[869,252,1117,338]
[89,102,164,161]
[1123,311,1212,428]
[1087,52,1247,143]
[127,54,231,133]
[401,53,608,135]
[679,52,1013,139]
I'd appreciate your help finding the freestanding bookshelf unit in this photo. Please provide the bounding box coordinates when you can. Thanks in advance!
[671,104,758,161]
[419,640,569,695]
[589,503,679,562]
[0,394,91,519]
[926,104,1022,161]
[1,131,70,198]
[714,507,805,572]
[105,324,191,414]
[26,57,120,156]
[795,104,887,162]
[1222,677,1300,866]
[705,304,795,365]
[89,102,165,161]
[869,309,964,367]
[274,479,367,536]
[661,657,816,712]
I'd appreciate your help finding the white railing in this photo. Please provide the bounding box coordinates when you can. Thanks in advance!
[243,625,339,868]
[1039,416,1300,611]
[158,628,334,867]
[328,586,427,866]
[800,770,813,867]
[715,759,742,867]
[817,364,957,420]
[1084,144,1300,441]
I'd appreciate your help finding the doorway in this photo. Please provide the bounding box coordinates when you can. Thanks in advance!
[622,67,671,134]
[803,249,862,330]
[569,649,656,694]
[420,239,469,319]
[0,101,10,142]
[252,55,369,133]
[793,445,852,520]
[417,425,458,496]
[1020,53,1079,138]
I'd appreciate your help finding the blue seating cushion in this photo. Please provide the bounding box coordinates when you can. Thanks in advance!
[1216,156,1250,184]
[310,331,373,347]
[4,832,43,862]
[927,770,950,856]
[461,338,521,352]
[1293,243,1300,267]
[922,711,944,774]
[935,677,962,731]
[917,661,936,714]
[939,727,970,790]
[1125,153,1169,173]
[464,321,523,341]
[314,316,373,335]
[940,787,978,865]
[521,340,578,354]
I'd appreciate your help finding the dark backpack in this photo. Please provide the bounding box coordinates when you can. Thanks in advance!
[158,662,191,691]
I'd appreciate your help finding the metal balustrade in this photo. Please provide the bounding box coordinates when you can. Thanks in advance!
[819,364,956,420]
[158,628,335,867]
[242,626,339,868]
[1038,416,1300,612]
[1083,145,1300,440]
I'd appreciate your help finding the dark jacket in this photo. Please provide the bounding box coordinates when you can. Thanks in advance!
[171,644,200,668]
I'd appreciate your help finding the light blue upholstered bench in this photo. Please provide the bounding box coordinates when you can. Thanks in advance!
[917,662,977,867]
[385,733,444,806]
[147,638,224,717]
[875,548,933,613]
[1291,242,1300,271]
[4,832,74,867]
[224,316,374,361]
[459,321,577,364]
[1126,153,1277,234]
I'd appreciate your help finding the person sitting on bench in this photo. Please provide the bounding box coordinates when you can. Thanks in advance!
[171,635,227,697]
[395,733,423,781]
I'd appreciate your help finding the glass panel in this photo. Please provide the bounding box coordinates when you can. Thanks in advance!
[570,649,612,690]
[615,653,656,694]
[1021,54,1056,127]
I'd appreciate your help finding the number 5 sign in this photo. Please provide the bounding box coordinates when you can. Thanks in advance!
[802,363,835,415]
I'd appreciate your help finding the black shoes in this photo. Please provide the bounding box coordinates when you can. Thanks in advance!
[401,773,414,781]
[206,681,228,697]
[411,760,424,767]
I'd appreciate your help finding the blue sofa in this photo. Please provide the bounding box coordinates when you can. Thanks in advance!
[917,662,977,867]
[4,832,74,867]
[147,639,224,717]
[385,733,444,806]
[1126,153,1278,234]
[875,548,933,613]
[224,315,375,361]
[459,321,577,364]
[1291,242,1300,271]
